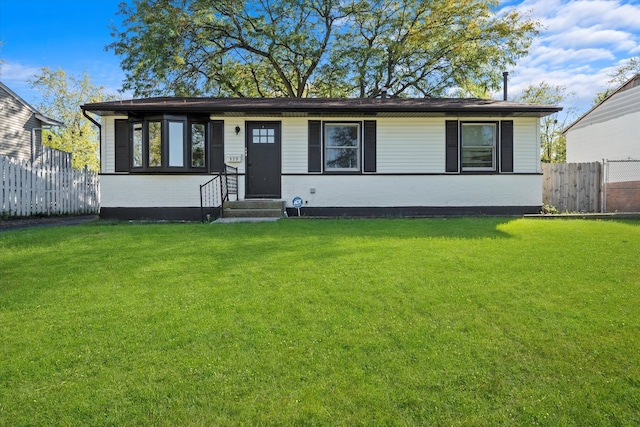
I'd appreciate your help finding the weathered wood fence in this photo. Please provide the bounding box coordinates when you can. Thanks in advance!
[542,162,601,212]
[1,150,99,217]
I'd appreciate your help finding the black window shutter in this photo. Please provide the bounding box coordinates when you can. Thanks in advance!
[308,120,322,172]
[445,120,459,173]
[210,120,224,172]
[114,119,129,172]
[500,120,514,173]
[363,120,377,172]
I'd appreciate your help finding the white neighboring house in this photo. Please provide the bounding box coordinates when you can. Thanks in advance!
[564,74,640,162]
[81,97,560,220]
[0,81,64,162]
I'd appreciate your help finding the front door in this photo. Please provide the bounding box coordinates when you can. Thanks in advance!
[245,121,281,198]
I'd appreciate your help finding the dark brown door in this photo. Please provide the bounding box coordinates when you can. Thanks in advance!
[246,121,281,198]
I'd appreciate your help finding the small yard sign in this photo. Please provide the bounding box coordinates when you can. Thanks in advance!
[292,196,303,216]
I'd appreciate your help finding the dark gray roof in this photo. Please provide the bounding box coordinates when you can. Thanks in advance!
[82,96,561,117]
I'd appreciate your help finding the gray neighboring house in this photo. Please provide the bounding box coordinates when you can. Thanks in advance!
[0,81,64,162]
[564,74,640,162]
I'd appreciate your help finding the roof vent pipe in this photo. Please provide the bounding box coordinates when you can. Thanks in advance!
[503,72,509,101]
[381,87,388,99]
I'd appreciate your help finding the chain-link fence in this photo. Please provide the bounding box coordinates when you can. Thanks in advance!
[603,159,640,212]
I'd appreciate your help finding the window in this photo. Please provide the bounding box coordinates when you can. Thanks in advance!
[324,123,360,171]
[461,123,496,171]
[191,123,205,168]
[445,120,513,174]
[253,128,275,144]
[126,116,209,172]
[148,121,162,167]
[132,122,143,168]
[168,121,184,167]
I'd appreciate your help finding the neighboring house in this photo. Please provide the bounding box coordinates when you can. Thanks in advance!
[81,97,560,220]
[0,81,64,162]
[564,74,640,212]
[564,74,640,163]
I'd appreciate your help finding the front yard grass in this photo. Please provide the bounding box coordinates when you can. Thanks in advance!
[1,218,639,425]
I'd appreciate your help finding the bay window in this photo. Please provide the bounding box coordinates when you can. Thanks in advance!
[125,116,208,172]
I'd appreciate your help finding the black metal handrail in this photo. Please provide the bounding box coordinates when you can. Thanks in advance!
[199,164,238,222]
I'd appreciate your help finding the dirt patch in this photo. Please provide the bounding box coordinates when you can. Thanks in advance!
[0,215,98,231]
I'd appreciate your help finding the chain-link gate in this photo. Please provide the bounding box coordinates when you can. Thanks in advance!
[603,159,640,212]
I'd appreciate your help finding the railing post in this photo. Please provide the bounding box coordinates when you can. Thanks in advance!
[200,183,205,223]
[219,174,225,217]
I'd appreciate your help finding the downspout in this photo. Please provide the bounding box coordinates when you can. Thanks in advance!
[83,110,102,172]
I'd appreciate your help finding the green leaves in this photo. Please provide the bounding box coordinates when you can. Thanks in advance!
[28,67,117,172]
[110,0,540,98]
[517,82,576,163]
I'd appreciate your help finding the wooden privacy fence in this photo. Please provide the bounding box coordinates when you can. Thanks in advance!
[542,162,601,213]
[1,152,99,217]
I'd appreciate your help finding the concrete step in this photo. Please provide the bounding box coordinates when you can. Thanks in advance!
[224,200,285,210]
[213,217,280,224]
[223,200,286,218]
[223,208,284,218]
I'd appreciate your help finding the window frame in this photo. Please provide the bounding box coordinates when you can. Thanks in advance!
[323,121,361,173]
[128,115,209,173]
[460,121,498,172]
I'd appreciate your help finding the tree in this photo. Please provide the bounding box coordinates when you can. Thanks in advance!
[28,68,117,172]
[109,0,540,98]
[593,56,640,105]
[517,82,576,163]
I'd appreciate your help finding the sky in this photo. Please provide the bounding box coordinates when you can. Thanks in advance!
[1,0,640,118]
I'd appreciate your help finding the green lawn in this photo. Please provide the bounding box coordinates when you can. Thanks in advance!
[1,218,639,426]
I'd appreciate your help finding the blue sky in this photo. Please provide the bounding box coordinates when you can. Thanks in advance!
[1,0,640,117]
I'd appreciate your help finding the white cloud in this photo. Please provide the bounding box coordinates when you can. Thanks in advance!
[0,60,39,82]
[546,26,636,51]
[503,0,640,114]
[520,0,640,32]
[521,45,615,68]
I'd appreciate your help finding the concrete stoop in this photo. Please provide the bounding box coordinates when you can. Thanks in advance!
[222,200,286,219]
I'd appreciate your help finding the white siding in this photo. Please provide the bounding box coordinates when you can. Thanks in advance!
[281,117,308,174]
[376,118,444,172]
[102,116,127,173]
[220,119,247,173]
[566,85,640,162]
[207,115,540,174]
[513,117,540,173]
